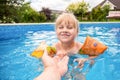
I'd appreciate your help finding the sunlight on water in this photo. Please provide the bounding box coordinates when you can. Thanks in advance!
[0,23,120,80]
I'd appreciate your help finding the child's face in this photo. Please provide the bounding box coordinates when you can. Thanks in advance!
[56,21,78,43]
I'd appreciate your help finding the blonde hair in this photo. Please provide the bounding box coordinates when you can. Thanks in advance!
[55,13,79,33]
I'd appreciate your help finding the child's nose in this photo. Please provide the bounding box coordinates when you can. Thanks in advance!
[63,27,68,31]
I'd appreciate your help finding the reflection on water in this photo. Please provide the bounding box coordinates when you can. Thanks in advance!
[0,23,120,80]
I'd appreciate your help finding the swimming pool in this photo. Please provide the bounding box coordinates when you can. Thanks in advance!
[0,23,120,80]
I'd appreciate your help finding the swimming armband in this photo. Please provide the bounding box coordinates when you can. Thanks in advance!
[31,36,107,58]
[79,36,108,56]
[31,46,56,58]
[31,42,56,58]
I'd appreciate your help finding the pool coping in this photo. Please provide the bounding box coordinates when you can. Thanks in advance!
[0,22,120,26]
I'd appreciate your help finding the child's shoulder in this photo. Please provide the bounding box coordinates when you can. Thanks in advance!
[51,42,60,48]
[75,42,83,49]
[75,41,82,46]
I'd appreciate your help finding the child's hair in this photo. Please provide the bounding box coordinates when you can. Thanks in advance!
[55,12,79,33]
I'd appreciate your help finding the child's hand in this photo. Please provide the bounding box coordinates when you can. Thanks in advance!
[74,58,88,69]
[56,51,67,59]
[74,58,95,69]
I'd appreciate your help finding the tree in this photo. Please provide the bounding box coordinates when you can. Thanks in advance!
[40,7,52,21]
[0,1,47,23]
[0,0,24,23]
[66,3,77,13]
[67,0,89,21]
[102,5,110,20]
[19,3,46,23]
[91,6,103,21]
[91,5,110,21]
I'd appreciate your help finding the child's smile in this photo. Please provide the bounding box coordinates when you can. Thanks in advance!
[60,32,71,38]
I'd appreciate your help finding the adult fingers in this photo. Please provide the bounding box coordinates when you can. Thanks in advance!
[53,55,61,63]
[42,48,49,61]
[61,56,69,65]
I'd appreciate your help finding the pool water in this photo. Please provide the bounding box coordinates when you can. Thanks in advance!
[0,23,120,80]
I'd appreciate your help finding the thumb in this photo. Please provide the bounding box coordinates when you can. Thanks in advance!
[42,48,49,61]
[42,48,48,57]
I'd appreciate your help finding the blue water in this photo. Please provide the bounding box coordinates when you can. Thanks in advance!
[0,23,120,80]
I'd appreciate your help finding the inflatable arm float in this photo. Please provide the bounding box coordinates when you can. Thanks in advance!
[31,36,108,58]
[79,36,108,56]
[31,42,56,58]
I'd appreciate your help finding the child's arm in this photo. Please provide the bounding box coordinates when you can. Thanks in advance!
[74,55,97,69]
[74,58,92,69]
[88,55,97,59]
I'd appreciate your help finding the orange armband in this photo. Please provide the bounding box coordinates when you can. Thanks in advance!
[79,36,108,56]
[31,46,56,58]
[31,50,44,58]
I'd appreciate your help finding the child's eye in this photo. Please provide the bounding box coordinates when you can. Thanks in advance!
[58,26,63,29]
[67,26,73,29]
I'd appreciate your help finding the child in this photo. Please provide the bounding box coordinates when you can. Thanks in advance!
[34,12,107,79]
[53,12,97,68]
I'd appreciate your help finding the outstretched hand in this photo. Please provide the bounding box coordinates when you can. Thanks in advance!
[42,49,69,76]
[35,49,69,80]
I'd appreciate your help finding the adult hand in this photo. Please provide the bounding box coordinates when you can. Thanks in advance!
[35,49,69,80]
[42,49,69,76]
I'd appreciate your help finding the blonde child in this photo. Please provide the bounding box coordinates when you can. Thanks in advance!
[34,13,98,80]
[53,13,97,68]
[34,12,107,80]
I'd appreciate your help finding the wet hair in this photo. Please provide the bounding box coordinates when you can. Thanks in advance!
[55,12,79,33]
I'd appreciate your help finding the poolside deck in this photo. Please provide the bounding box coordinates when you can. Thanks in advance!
[106,11,120,19]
